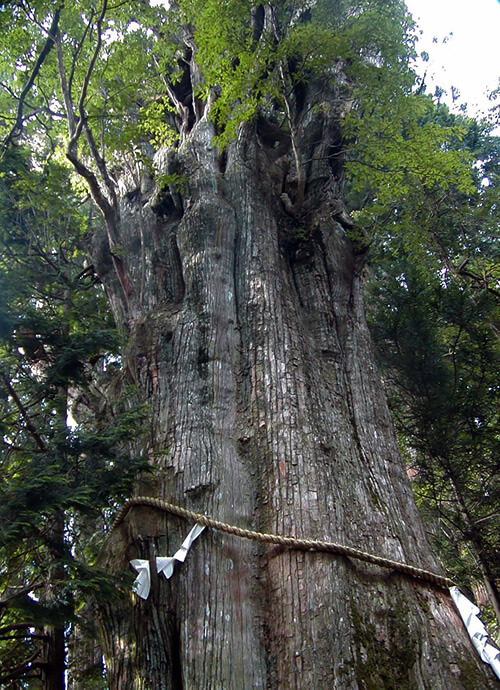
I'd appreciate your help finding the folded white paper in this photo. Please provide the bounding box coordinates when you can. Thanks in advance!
[130,558,151,599]
[450,586,500,680]
[130,524,206,599]
[156,556,175,580]
[172,523,205,563]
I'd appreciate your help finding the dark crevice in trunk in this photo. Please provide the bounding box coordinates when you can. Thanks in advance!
[170,619,184,690]
[256,117,291,162]
[150,220,186,306]
[169,49,197,134]
[316,223,345,357]
[151,189,184,221]
[288,258,305,308]
[218,149,228,173]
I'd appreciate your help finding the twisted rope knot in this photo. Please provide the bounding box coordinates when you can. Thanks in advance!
[111,496,454,591]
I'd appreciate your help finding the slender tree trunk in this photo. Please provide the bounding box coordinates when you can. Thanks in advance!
[94,101,497,687]
[42,626,65,690]
[449,474,500,624]
[43,282,73,690]
[41,511,66,690]
[67,619,105,690]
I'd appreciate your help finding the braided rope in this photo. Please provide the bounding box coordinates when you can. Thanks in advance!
[111,496,454,591]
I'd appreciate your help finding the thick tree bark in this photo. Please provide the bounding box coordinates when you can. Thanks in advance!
[93,97,497,687]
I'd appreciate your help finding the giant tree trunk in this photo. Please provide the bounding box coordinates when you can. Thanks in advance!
[93,99,496,687]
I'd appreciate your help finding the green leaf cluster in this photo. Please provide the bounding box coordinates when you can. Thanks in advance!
[177,0,415,145]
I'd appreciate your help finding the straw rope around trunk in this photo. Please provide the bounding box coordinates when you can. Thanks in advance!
[110,496,454,591]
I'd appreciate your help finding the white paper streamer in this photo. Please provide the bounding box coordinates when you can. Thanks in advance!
[130,559,151,599]
[156,556,175,581]
[130,524,206,599]
[450,586,500,680]
[172,523,205,563]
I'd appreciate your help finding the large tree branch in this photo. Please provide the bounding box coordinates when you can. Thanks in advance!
[55,28,77,135]
[456,260,500,301]
[64,149,115,225]
[278,61,305,216]
[55,4,117,227]
[68,8,96,97]
[70,0,108,150]
[83,120,118,211]
[0,372,46,452]
[0,622,44,635]
[1,4,63,154]
[0,649,46,685]
[55,0,133,308]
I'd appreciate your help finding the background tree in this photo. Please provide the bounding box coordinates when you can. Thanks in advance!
[365,108,499,633]
[0,147,147,688]
[0,1,497,688]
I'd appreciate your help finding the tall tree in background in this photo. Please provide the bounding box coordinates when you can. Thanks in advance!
[0,148,146,688]
[366,110,499,632]
[0,1,497,687]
